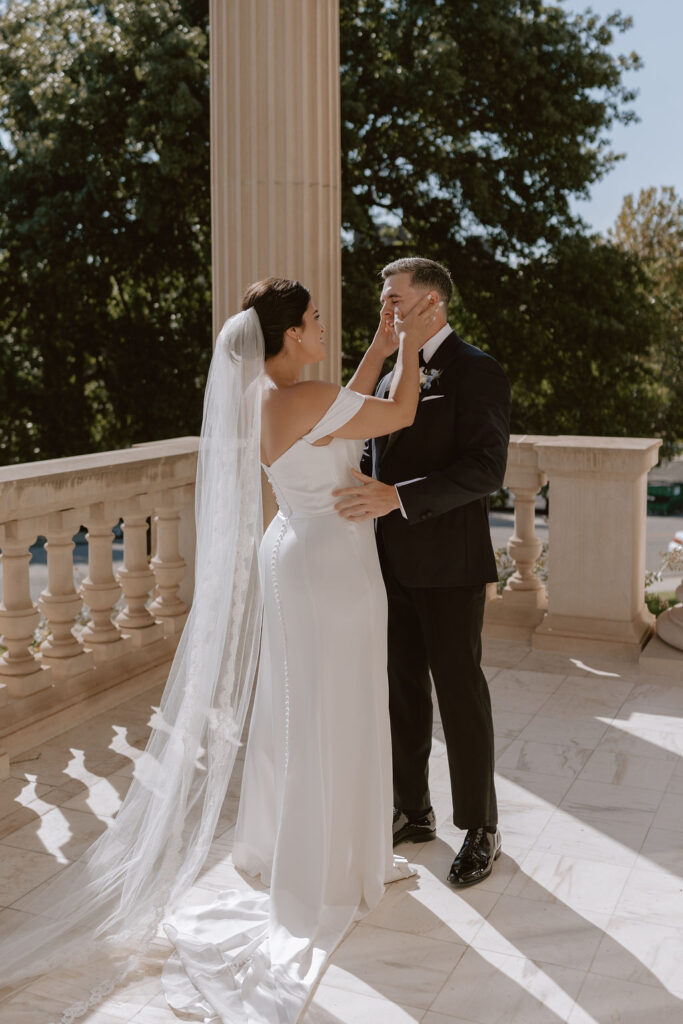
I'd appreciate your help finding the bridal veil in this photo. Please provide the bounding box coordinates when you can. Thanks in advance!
[0,310,265,1018]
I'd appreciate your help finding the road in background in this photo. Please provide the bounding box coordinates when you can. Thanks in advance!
[643,514,683,572]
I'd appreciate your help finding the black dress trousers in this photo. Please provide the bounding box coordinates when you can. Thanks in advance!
[378,532,498,831]
[365,331,510,833]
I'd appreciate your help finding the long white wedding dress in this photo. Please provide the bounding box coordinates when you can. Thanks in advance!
[161,388,413,1023]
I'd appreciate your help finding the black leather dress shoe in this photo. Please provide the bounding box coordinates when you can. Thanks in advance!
[392,807,436,846]
[447,828,501,887]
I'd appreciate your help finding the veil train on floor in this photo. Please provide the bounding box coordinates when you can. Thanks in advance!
[0,310,266,1021]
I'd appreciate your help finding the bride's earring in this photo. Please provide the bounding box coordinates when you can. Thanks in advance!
[297,337,302,344]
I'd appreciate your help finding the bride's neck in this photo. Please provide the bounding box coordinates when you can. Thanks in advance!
[265,351,301,389]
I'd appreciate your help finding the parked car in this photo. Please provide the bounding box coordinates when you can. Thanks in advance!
[669,530,683,554]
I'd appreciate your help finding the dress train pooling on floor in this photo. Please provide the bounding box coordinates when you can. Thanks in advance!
[161,389,413,1023]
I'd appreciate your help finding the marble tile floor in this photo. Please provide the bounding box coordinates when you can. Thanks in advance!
[1,638,682,1023]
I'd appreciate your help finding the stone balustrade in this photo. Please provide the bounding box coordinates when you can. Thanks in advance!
[484,435,549,639]
[0,439,199,777]
[484,435,664,664]
[1,430,674,780]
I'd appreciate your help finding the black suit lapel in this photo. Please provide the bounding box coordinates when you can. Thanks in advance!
[380,331,462,463]
[422,329,462,373]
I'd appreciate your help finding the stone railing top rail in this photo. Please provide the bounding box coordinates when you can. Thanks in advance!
[0,437,200,523]
[0,433,662,524]
[510,434,661,454]
[507,434,661,479]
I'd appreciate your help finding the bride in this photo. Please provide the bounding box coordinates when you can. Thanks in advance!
[0,277,435,1023]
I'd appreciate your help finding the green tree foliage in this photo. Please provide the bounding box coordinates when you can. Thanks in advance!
[340,0,672,447]
[609,186,683,447]
[456,233,666,442]
[0,0,674,464]
[0,0,210,464]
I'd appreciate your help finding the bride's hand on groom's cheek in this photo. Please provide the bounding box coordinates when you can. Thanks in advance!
[395,293,441,347]
[371,311,399,358]
[333,469,400,520]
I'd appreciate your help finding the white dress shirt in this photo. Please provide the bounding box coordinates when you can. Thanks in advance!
[394,323,452,517]
[419,322,453,365]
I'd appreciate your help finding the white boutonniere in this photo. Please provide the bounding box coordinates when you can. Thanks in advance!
[419,367,443,392]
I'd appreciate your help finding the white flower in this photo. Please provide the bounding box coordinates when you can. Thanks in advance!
[419,368,443,391]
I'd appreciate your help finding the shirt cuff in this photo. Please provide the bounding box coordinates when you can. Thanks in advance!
[395,477,427,519]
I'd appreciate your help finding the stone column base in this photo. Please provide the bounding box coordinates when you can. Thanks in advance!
[533,607,653,660]
[40,649,94,681]
[160,613,189,638]
[640,633,683,681]
[484,588,547,642]
[120,621,165,649]
[84,634,133,664]
[3,663,52,699]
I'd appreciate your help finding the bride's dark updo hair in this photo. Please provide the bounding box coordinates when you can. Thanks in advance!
[241,277,311,358]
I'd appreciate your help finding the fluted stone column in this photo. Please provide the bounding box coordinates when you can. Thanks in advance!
[533,437,661,659]
[210,0,342,387]
[485,436,548,640]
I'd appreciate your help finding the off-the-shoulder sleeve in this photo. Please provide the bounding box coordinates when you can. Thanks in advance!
[302,387,365,443]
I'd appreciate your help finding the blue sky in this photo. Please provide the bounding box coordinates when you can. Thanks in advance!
[566,0,683,235]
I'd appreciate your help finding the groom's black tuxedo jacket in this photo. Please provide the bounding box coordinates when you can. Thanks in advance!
[361,330,511,589]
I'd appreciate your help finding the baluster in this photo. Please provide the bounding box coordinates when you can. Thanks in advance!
[0,519,52,698]
[38,510,94,679]
[506,485,546,595]
[116,500,164,647]
[485,437,547,639]
[149,498,188,636]
[79,504,132,662]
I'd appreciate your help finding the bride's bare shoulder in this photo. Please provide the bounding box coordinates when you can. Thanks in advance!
[264,380,340,415]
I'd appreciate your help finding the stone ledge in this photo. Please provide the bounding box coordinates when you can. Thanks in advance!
[640,633,683,682]
[1,649,175,760]
[0,439,199,523]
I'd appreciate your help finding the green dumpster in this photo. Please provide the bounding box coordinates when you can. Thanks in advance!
[647,480,683,515]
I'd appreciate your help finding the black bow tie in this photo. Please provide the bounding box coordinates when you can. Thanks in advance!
[419,349,427,368]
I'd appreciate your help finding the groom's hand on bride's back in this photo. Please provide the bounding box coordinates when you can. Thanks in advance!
[333,468,400,521]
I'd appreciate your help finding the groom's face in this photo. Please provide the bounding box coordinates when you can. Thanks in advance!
[380,272,428,325]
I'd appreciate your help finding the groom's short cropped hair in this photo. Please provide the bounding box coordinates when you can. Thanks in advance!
[381,257,453,306]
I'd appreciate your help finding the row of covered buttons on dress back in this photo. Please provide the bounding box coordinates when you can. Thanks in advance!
[263,466,292,518]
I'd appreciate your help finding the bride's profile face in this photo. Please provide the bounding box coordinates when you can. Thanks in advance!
[296,300,326,362]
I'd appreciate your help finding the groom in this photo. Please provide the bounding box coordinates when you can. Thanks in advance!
[335,257,510,887]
